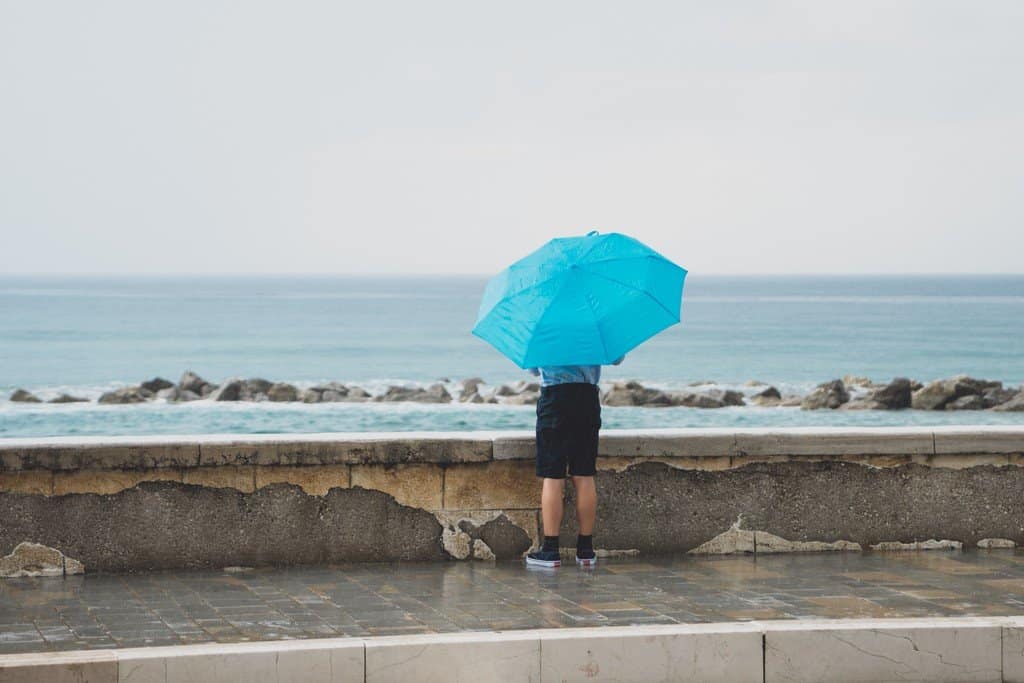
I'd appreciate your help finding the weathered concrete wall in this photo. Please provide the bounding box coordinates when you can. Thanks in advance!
[0,427,1022,573]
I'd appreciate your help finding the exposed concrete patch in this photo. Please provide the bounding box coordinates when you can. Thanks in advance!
[441,527,471,559]
[581,461,1024,555]
[435,510,534,560]
[913,453,1012,469]
[755,532,861,553]
[870,539,964,551]
[688,517,860,555]
[0,542,84,578]
[472,539,496,561]
[0,482,445,571]
[689,520,756,555]
[978,538,1016,549]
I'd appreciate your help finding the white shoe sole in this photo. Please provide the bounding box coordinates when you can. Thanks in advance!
[525,556,561,568]
[576,556,597,568]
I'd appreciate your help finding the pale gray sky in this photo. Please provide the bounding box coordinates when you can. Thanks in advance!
[1,1,1021,275]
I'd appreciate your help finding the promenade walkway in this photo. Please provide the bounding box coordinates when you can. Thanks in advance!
[3,550,1024,655]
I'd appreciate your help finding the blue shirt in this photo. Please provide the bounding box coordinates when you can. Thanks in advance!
[528,356,624,387]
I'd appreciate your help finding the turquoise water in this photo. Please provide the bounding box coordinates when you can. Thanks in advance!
[1,275,1022,437]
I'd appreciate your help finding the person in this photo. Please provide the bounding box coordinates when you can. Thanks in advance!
[524,356,624,568]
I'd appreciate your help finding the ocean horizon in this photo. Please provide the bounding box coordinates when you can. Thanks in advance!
[2,273,1022,438]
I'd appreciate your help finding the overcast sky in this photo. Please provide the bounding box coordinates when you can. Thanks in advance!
[1,1,1021,275]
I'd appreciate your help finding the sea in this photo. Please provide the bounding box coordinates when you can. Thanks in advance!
[1,275,1022,438]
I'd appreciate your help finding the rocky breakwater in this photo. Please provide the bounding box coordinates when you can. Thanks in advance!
[7,371,1024,411]
[603,381,745,409]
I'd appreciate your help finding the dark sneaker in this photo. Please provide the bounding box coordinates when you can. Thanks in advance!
[525,549,561,568]
[576,549,597,568]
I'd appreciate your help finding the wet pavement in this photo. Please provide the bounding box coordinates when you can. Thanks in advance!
[4,550,1024,654]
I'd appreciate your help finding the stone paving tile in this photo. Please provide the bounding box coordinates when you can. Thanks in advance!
[4,550,1024,653]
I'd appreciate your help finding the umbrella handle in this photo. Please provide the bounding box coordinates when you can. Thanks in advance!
[587,230,599,236]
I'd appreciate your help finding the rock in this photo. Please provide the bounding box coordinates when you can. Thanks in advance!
[867,377,912,409]
[321,390,347,402]
[705,389,745,407]
[842,375,873,388]
[502,391,540,405]
[311,381,347,394]
[239,378,272,401]
[98,386,153,404]
[48,394,89,403]
[513,381,541,393]
[779,396,804,407]
[208,378,244,401]
[800,380,849,410]
[495,385,517,397]
[978,538,1016,549]
[378,384,451,403]
[424,383,452,402]
[947,394,987,411]
[459,377,486,402]
[744,380,767,387]
[462,391,485,404]
[751,386,781,406]
[9,389,41,403]
[0,542,84,578]
[267,383,298,402]
[838,399,886,411]
[993,393,1024,412]
[983,387,1018,408]
[156,387,199,402]
[687,380,714,386]
[672,392,726,408]
[178,370,213,395]
[140,377,174,393]
[909,380,924,391]
[912,375,1000,410]
[436,377,450,383]
[339,387,371,402]
[299,389,321,403]
[603,382,675,407]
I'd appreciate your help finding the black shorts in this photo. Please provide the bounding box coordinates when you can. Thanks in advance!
[535,383,601,479]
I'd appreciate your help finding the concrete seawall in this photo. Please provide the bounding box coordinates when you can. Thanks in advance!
[1,427,1022,573]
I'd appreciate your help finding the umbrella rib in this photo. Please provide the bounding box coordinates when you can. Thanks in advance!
[496,236,608,303]
[579,283,610,362]
[575,265,681,323]
[520,273,574,367]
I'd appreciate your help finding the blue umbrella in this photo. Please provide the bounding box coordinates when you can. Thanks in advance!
[472,231,687,368]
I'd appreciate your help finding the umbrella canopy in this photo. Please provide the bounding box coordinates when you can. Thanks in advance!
[472,231,687,368]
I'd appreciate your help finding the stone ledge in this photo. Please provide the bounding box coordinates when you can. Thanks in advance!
[933,426,1024,455]
[1,618,1021,683]
[1,428,1022,472]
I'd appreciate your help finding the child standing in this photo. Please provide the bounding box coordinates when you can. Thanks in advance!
[525,357,623,568]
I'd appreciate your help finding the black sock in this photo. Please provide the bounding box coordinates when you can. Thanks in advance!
[577,534,593,553]
[542,535,559,552]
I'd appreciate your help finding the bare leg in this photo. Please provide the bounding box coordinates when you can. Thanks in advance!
[572,476,597,536]
[541,478,566,538]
